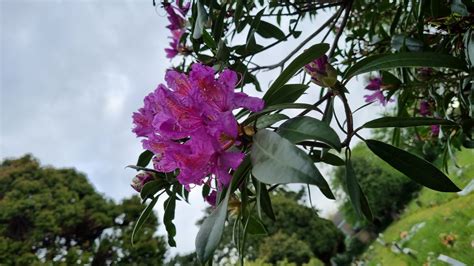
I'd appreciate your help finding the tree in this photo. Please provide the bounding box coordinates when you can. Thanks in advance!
[128,0,472,263]
[192,188,344,265]
[0,155,167,265]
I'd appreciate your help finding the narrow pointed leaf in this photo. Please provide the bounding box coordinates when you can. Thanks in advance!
[251,130,335,199]
[310,150,345,166]
[277,116,342,151]
[256,114,289,129]
[163,195,177,247]
[363,117,456,128]
[196,188,230,263]
[345,159,373,221]
[264,84,309,106]
[344,52,468,79]
[131,196,158,245]
[365,139,461,192]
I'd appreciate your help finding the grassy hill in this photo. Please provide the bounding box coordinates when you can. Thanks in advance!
[361,150,474,265]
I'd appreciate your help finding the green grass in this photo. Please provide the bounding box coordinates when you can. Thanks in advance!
[361,149,474,265]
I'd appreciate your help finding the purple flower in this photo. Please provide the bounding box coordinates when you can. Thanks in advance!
[205,190,218,206]
[165,1,190,31]
[132,63,264,190]
[363,77,394,106]
[365,77,382,91]
[304,55,338,87]
[431,125,440,136]
[164,1,190,59]
[165,30,186,59]
[131,172,154,192]
[419,100,431,116]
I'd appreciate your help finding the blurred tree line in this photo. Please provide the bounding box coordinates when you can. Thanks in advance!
[0,155,167,265]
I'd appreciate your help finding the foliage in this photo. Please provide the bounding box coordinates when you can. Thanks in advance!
[127,0,473,263]
[333,144,421,229]
[195,188,345,265]
[0,155,167,265]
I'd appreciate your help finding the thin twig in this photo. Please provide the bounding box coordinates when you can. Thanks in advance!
[328,0,353,58]
[250,6,345,72]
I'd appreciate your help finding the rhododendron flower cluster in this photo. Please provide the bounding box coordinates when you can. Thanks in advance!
[132,63,264,192]
[363,77,394,106]
[164,0,190,59]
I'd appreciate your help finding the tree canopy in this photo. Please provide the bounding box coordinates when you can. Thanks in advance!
[0,155,167,265]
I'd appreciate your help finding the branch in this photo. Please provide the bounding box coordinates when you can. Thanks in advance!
[328,0,353,59]
[250,6,345,72]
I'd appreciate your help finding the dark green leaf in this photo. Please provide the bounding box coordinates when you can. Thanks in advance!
[256,20,286,39]
[365,139,461,192]
[256,114,289,129]
[202,30,217,50]
[277,116,342,151]
[344,52,468,79]
[345,159,373,221]
[259,183,275,220]
[136,150,153,167]
[264,43,329,100]
[140,180,167,200]
[241,103,322,123]
[251,130,335,199]
[264,84,309,106]
[245,215,268,235]
[363,117,456,128]
[164,195,177,247]
[310,150,344,166]
[131,196,158,245]
[195,187,230,263]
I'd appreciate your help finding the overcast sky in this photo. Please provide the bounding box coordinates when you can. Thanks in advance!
[0,0,385,256]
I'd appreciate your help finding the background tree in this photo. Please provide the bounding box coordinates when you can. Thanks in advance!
[189,188,345,265]
[0,155,167,265]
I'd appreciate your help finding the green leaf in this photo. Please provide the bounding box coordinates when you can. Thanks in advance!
[256,114,289,129]
[195,187,230,263]
[344,52,468,79]
[345,159,373,221]
[132,196,158,245]
[241,103,322,123]
[251,130,335,199]
[365,139,461,192]
[256,20,286,39]
[164,195,177,247]
[136,150,153,167]
[202,30,217,50]
[140,180,167,200]
[310,150,345,166]
[245,215,268,235]
[193,0,208,39]
[259,183,275,221]
[264,84,309,106]
[363,117,456,128]
[277,116,342,151]
[264,43,329,100]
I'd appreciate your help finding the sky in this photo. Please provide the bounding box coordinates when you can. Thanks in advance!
[0,0,386,256]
